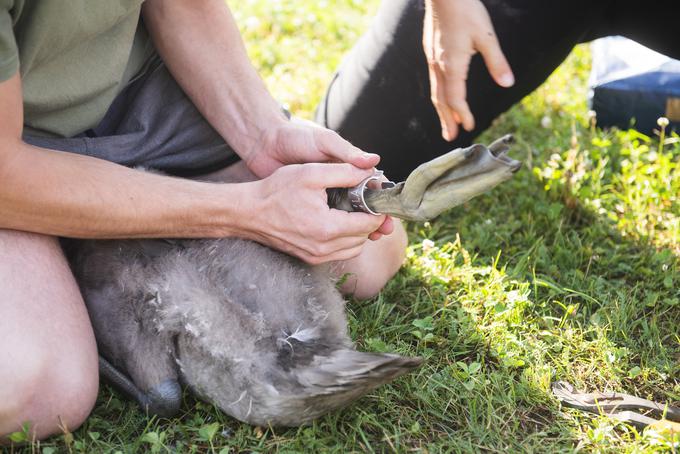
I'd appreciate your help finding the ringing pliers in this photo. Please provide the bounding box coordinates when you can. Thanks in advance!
[552,381,680,430]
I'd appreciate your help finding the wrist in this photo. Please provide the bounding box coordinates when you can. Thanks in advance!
[217,100,290,164]
[240,112,294,178]
[202,179,264,240]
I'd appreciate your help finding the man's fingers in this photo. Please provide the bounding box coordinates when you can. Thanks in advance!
[477,30,514,88]
[329,210,387,237]
[443,63,475,132]
[299,234,369,264]
[377,216,394,236]
[299,162,373,189]
[327,209,391,242]
[368,215,394,241]
[429,66,459,141]
[315,129,380,169]
[368,231,383,241]
[431,52,476,136]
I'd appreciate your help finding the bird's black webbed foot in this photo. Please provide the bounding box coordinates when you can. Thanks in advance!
[99,356,182,418]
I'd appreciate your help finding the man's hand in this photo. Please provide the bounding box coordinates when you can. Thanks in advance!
[241,163,390,264]
[244,117,380,178]
[243,118,395,244]
[423,0,515,141]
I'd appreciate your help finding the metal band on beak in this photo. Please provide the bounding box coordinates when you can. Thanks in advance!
[348,171,384,215]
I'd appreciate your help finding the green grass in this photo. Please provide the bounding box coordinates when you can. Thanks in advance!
[10,1,679,452]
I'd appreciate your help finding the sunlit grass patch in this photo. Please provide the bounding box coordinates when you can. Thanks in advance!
[231,0,378,117]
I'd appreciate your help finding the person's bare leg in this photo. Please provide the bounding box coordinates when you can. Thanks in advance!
[332,220,408,299]
[0,230,99,442]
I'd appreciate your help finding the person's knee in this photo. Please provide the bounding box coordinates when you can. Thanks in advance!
[367,222,408,296]
[50,356,99,434]
[346,221,408,300]
[0,351,44,429]
[0,342,98,440]
[379,221,408,281]
[0,230,99,440]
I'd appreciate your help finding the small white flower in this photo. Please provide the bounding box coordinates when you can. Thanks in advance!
[657,116,670,128]
[541,115,552,129]
[422,239,435,252]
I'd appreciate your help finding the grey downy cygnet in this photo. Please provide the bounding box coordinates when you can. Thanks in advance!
[64,235,421,426]
[63,136,519,427]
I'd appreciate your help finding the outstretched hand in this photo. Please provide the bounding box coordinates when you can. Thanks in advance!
[423,0,515,141]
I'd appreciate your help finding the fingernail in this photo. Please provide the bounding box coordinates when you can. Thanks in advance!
[499,73,515,87]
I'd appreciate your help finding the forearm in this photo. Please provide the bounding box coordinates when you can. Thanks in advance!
[142,0,287,162]
[0,140,253,239]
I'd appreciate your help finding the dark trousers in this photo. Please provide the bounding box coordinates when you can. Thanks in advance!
[316,0,680,181]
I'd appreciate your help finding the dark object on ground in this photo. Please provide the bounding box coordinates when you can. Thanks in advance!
[590,37,680,135]
[553,381,680,430]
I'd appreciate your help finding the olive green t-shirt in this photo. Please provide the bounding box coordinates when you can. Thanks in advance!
[0,0,154,137]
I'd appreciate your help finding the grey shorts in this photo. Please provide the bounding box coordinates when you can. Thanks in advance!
[23,56,238,176]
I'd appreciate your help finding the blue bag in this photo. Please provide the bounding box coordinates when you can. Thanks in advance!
[589,36,680,134]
